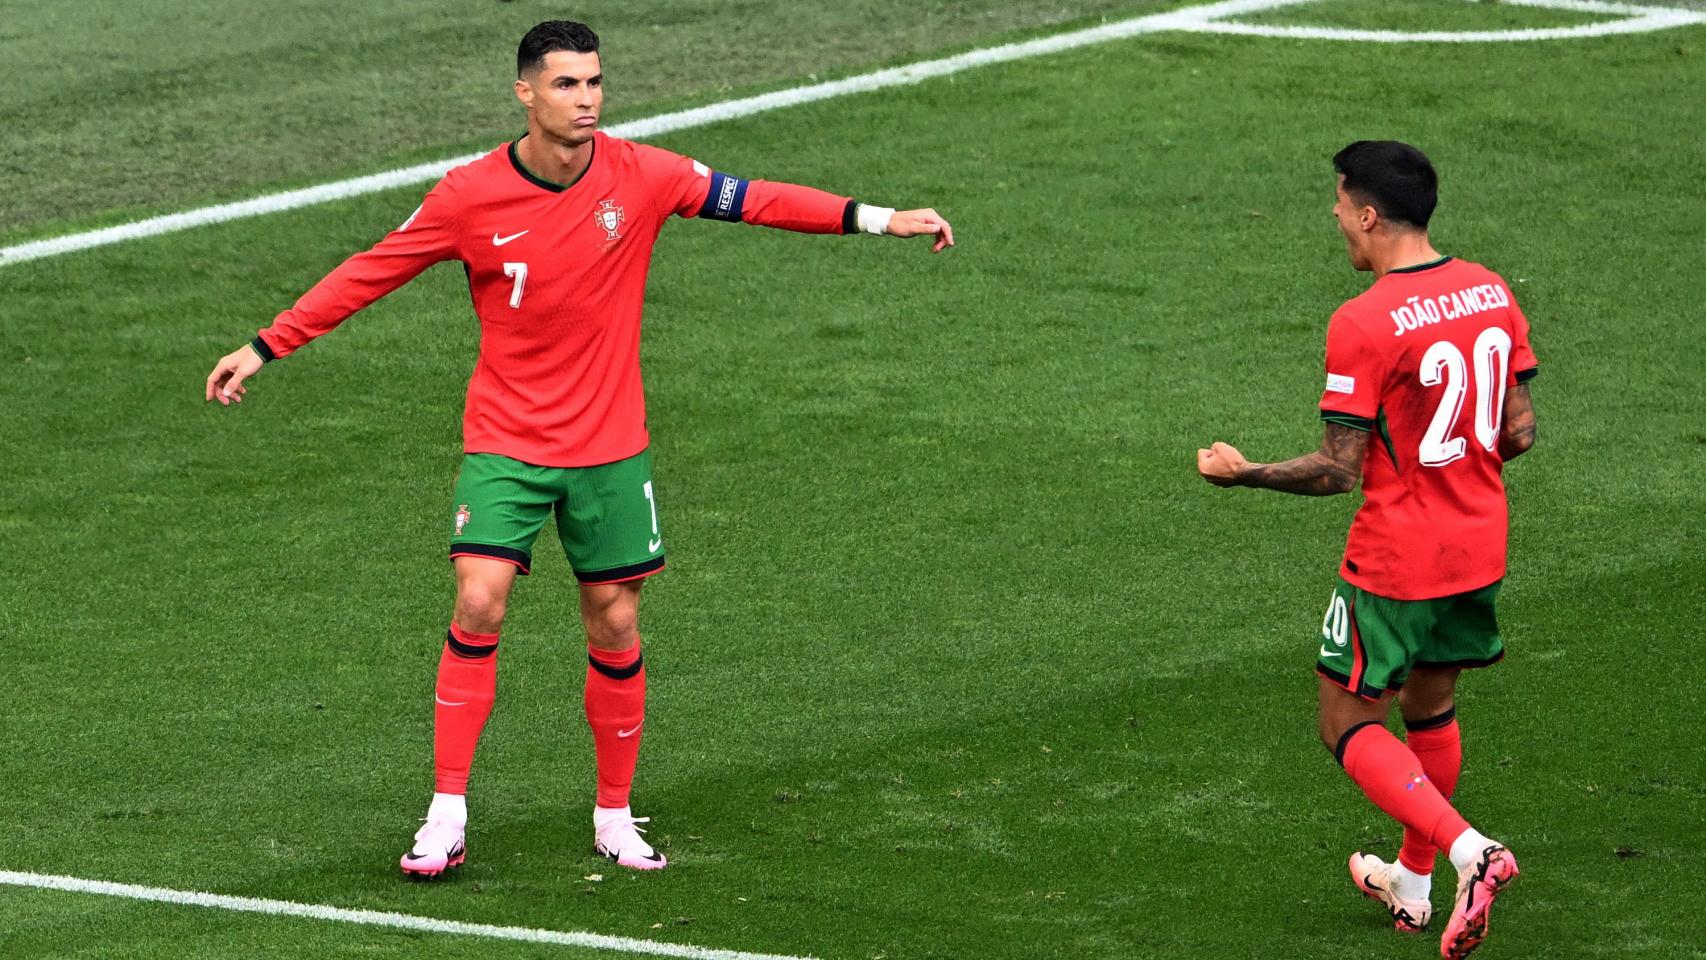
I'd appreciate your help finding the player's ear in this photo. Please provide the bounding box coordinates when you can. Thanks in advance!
[514,77,532,107]
[1359,204,1378,233]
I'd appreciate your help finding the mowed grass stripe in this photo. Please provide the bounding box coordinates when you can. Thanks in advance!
[0,0,1317,268]
[0,0,1194,243]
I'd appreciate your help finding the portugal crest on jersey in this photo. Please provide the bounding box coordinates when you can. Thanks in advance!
[595,200,624,241]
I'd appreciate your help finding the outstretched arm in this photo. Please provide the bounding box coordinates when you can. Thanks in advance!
[1197,422,1369,496]
[644,147,955,253]
[203,181,459,406]
[732,178,953,252]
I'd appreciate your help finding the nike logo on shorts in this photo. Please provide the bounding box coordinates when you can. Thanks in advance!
[1319,645,1342,658]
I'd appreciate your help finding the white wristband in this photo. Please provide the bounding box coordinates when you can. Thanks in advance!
[855,203,894,236]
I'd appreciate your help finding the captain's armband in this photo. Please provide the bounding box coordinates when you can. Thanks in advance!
[698,171,750,223]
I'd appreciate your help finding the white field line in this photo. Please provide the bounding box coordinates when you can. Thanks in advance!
[0,0,1310,269]
[1187,0,1706,44]
[4,0,1703,269]
[0,870,813,960]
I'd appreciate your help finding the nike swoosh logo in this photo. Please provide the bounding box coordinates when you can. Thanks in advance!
[435,696,468,707]
[1319,645,1342,658]
[492,230,529,246]
[647,538,663,552]
[617,723,643,738]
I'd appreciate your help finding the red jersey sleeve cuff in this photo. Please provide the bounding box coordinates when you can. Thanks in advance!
[250,335,278,362]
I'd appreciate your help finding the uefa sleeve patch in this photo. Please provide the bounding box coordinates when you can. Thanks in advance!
[1325,373,1356,395]
[698,171,750,223]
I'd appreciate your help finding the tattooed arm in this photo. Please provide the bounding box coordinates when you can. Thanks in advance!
[1196,422,1369,496]
[1497,382,1537,461]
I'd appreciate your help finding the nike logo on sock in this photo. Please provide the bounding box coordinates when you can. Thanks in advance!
[435,696,468,707]
[617,722,644,738]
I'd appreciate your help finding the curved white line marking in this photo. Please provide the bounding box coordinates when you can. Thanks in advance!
[1183,15,1705,44]
[1177,0,1706,43]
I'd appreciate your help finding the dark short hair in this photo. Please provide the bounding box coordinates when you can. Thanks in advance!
[517,21,599,77]
[1332,141,1437,230]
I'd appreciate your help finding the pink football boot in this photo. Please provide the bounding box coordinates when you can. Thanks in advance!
[400,819,466,878]
[1441,844,1520,960]
[593,809,667,870]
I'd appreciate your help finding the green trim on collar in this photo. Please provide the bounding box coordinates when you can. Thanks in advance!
[508,136,596,193]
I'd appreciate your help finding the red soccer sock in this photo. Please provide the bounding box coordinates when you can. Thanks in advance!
[433,624,500,795]
[1337,721,1471,855]
[1398,709,1463,875]
[585,641,646,809]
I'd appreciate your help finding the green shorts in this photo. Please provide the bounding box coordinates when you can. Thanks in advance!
[448,449,665,583]
[1315,577,1504,700]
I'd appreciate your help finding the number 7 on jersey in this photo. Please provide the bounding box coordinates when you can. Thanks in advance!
[503,262,527,308]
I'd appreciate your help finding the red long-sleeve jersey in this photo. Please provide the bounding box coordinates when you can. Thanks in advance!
[255,132,856,467]
[1318,257,1539,600]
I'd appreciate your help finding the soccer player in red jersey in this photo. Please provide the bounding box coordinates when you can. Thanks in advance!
[1196,141,1537,959]
[203,21,953,877]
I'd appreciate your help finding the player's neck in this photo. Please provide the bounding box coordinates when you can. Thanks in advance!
[1369,233,1441,279]
[515,131,594,188]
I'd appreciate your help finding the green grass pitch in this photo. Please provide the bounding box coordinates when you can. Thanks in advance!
[3,2,1704,958]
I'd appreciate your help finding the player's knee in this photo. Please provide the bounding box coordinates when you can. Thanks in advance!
[1399,669,1458,722]
[455,583,509,633]
[1401,691,1455,727]
[586,606,639,650]
[1317,712,1341,753]
[1317,701,1368,754]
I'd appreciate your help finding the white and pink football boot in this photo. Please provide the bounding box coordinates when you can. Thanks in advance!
[1441,844,1520,960]
[400,818,466,878]
[1348,851,1433,932]
[593,806,667,870]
